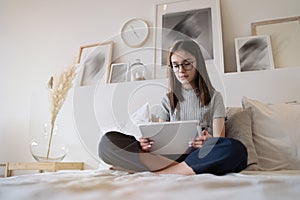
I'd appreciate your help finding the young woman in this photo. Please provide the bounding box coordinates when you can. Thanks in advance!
[98,40,248,175]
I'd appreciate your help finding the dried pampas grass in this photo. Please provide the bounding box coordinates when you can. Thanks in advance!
[46,62,77,159]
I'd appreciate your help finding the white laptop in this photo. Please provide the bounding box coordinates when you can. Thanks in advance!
[138,120,200,155]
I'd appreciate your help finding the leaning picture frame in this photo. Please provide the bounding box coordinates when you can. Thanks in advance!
[235,35,274,72]
[251,16,300,69]
[107,63,129,83]
[77,41,113,86]
[154,0,224,74]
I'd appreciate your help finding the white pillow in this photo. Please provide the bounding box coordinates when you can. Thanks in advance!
[130,102,151,124]
[122,102,151,139]
[242,97,300,170]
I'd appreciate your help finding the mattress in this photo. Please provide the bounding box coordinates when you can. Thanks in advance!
[0,169,299,200]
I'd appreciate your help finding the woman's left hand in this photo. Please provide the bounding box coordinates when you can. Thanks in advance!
[191,130,212,149]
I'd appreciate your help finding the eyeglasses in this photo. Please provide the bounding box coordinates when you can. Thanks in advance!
[170,60,194,72]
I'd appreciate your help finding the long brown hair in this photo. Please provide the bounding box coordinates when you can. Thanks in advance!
[167,39,215,111]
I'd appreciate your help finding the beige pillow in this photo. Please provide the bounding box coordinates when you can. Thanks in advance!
[225,107,258,170]
[242,97,300,170]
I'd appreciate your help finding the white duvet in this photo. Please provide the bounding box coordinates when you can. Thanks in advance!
[1,169,300,200]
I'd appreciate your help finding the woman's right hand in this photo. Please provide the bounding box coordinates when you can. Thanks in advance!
[139,137,153,152]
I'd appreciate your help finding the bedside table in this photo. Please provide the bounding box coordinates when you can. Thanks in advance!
[5,162,84,177]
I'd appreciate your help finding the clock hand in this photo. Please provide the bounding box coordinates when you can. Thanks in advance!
[130,25,139,38]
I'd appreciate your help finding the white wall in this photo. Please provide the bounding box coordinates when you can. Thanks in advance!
[1,0,299,170]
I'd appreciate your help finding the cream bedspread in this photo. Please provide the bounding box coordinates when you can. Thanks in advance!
[1,169,300,200]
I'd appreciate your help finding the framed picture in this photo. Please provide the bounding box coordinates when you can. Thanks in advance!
[251,16,300,69]
[154,0,224,72]
[235,35,274,72]
[77,41,113,86]
[107,63,129,83]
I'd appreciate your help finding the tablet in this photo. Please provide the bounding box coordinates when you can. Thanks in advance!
[138,120,200,155]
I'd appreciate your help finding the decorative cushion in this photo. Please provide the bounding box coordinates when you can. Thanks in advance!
[242,97,300,170]
[130,102,151,124]
[225,107,258,170]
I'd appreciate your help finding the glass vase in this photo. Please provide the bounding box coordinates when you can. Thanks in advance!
[130,59,146,81]
[30,123,68,162]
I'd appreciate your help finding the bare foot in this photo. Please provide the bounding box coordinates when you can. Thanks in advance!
[154,162,195,175]
[138,151,178,171]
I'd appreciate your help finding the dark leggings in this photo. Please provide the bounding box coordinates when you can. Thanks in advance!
[98,131,248,175]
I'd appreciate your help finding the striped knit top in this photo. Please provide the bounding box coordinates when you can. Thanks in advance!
[157,88,226,135]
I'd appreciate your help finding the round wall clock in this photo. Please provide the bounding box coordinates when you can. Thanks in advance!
[121,19,149,48]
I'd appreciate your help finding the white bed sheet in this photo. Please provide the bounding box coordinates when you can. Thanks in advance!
[0,169,299,200]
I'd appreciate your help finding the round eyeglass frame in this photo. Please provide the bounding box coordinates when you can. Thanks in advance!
[170,61,194,73]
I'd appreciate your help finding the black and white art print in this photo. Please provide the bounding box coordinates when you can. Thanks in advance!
[235,35,274,72]
[107,63,129,83]
[155,0,224,73]
[77,42,113,86]
[161,8,213,66]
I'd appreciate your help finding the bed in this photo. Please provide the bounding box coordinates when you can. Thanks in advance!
[1,97,300,200]
[1,169,300,200]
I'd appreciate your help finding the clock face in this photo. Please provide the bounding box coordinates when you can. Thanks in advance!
[121,19,149,48]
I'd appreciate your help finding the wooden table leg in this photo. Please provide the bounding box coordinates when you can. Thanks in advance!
[5,163,12,177]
